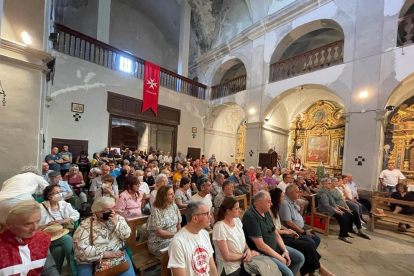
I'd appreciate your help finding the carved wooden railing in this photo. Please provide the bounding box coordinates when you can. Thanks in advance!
[269,39,344,83]
[210,74,247,100]
[398,13,414,46]
[52,23,207,99]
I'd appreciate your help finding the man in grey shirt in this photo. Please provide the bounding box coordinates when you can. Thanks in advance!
[279,185,320,249]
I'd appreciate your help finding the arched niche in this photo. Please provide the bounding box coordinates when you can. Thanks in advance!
[385,71,414,119]
[270,19,345,65]
[211,59,248,99]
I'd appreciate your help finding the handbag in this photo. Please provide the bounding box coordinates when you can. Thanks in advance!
[90,218,130,276]
[41,203,75,231]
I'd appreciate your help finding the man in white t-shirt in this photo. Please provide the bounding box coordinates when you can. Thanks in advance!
[277,173,293,192]
[379,163,406,193]
[190,177,214,227]
[168,201,218,276]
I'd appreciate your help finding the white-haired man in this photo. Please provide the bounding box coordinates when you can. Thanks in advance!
[168,201,218,276]
[0,166,49,225]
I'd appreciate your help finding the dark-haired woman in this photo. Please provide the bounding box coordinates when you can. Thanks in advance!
[175,177,192,209]
[390,183,414,231]
[76,150,90,182]
[39,184,79,273]
[115,177,146,219]
[269,188,335,276]
[147,186,181,258]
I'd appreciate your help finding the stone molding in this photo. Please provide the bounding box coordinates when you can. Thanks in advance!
[246,122,289,136]
[0,38,52,72]
[190,0,332,72]
[204,128,237,138]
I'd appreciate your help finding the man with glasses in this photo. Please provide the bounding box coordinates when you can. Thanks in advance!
[168,201,218,276]
[278,173,293,193]
[242,191,305,276]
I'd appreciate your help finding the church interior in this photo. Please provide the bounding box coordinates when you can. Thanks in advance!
[0,0,414,275]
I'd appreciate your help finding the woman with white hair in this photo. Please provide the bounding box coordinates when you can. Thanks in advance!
[73,197,134,276]
[0,165,49,225]
[149,174,168,206]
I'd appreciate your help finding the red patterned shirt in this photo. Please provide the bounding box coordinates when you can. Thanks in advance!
[0,230,51,276]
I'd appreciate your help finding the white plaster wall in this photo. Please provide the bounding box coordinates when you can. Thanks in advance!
[0,63,43,186]
[204,132,237,163]
[45,52,206,159]
[260,129,289,161]
[109,0,179,72]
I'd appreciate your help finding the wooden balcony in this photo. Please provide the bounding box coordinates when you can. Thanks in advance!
[210,74,247,100]
[52,23,207,100]
[269,39,344,83]
[398,13,414,46]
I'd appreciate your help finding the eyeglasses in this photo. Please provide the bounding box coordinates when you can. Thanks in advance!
[194,211,209,217]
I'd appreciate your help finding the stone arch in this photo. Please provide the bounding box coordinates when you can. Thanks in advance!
[211,58,248,86]
[398,1,414,46]
[399,0,414,17]
[263,84,345,127]
[205,103,246,163]
[269,19,345,65]
[385,71,414,118]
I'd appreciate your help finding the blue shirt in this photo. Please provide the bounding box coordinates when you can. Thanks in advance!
[228,174,239,184]
[60,152,73,170]
[57,180,72,196]
[45,153,62,172]
[109,170,121,178]
[202,167,209,175]
[279,197,304,229]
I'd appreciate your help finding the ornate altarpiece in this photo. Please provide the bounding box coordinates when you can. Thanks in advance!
[288,100,345,175]
[235,124,246,164]
[387,103,414,184]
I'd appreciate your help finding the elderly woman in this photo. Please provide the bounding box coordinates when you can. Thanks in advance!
[175,177,192,209]
[147,185,182,258]
[63,165,85,196]
[328,178,370,240]
[40,184,80,273]
[264,169,277,189]
[116,177,146,219]
[1,201,59,275]
[390,183,414,231]
[316,178,354,243]
[150,173,168,206]
[73,197,134,276]
[253,172,268,196]
[269,188,335,276]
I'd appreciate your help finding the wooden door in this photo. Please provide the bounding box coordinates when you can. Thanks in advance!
[187,147,201,160]
[258,152,278,170]
[51,138,89,162]
[111,125,138,151]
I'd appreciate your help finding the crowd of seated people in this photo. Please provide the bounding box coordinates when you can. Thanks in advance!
[2,147,414,276]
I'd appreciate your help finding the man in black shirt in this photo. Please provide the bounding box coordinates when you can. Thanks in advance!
[191,167,204,192]
[100,147,114,163]
[123,149,136,164]
[143,167,155,186]
[242,191,304,276]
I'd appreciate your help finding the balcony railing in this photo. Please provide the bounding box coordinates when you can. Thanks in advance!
[398,13,414,46]
[210,74,247,100]
[52,23,207,99]
[269,39,344,83]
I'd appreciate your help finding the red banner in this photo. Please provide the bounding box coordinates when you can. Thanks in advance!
[142,61,160,115]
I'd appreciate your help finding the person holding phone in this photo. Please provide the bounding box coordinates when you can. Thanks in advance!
[73,197,135,276]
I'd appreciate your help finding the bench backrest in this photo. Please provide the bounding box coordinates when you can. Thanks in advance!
[235,194,247,212]
[126,216,149,255]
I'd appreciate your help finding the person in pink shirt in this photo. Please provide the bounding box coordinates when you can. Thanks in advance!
[263,169,277,189]
[249,166,256,183]
[115,177,146,220]
[253,172,269,196]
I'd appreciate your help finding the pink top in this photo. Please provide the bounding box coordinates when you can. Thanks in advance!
[116,190,145,219]
[249,172,256,183]
[253,179,268,195]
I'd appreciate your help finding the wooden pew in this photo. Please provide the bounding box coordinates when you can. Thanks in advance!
[235,194,247,212]
[127,216,160,275]
[370,191,414,232]
[308,194,332,236]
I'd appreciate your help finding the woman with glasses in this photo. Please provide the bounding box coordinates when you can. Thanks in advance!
[73,197,134,276]
[116,177,146,219]
[147,186,182,258]
[40,184,80,274]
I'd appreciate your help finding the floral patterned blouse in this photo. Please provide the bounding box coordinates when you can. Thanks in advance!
[146,203,182,258]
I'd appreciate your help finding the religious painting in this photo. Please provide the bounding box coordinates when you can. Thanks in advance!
[307,135,329,164]
[71,103,84,113]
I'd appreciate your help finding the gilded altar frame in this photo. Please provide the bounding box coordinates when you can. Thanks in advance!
[288,100,345,173]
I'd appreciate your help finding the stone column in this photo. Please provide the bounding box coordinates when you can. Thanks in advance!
[97,0,111,43]
[244,122,261,167]
[177,0,191,77]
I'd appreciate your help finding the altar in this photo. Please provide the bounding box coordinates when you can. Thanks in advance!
[288,100,345,175]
